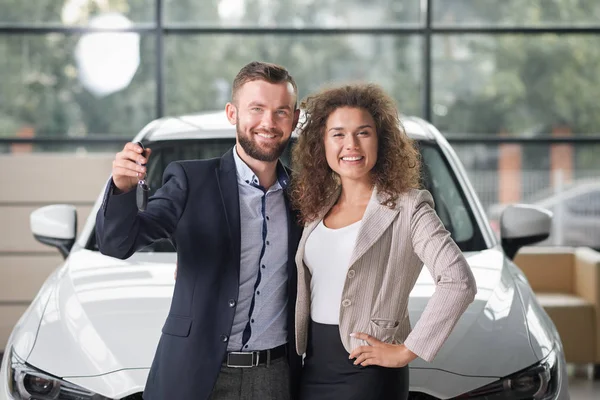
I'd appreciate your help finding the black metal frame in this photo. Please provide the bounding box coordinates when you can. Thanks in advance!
[3,1,600,144]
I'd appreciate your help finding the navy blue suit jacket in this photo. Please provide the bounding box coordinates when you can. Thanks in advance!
[95,148,302,400]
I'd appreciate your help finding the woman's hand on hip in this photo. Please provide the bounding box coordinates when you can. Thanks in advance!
[348,332,418,368]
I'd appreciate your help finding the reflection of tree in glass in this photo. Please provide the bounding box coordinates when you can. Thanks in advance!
[166,0,422,118]
[1,0,425,142]
[9,0,600,152]
[0,0,155,145]
[434,0,600,138]
[434,0,600,27]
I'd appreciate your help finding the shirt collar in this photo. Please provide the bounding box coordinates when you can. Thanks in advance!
[232,145,290,190]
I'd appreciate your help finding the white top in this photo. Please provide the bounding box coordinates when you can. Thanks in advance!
[303,219,362,325]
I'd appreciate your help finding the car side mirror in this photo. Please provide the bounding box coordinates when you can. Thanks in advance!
[500,204,553,260]
[30,204,77,259]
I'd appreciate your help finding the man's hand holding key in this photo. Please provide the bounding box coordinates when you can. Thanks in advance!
[112,142,152,193]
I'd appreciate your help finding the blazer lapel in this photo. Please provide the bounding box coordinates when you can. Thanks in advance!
[348,187,401,267]
[216,149,241,278]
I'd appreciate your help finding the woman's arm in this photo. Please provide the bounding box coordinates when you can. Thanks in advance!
[402,189,477,362]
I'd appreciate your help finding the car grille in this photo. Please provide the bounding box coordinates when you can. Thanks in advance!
[118,391,439,399]
[121,393,144,400]
[409,392,441,400]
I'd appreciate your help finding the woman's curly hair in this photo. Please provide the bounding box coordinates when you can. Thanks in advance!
[290,83,421,225]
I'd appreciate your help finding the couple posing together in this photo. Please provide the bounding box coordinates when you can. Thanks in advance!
[96,61,476,400]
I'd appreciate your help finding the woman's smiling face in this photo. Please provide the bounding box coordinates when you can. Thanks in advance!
[324,107,378,185]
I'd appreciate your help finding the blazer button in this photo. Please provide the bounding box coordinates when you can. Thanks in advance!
[228,299,236,308]
[220,335,229,342]
[347,270,356,278]
[342,299,352,307]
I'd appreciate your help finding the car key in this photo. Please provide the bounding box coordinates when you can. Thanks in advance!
[135,142,149,212]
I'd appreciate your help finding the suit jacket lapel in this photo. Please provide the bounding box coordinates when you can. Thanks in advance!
[282,167,302,277]
[284,194,302,286]
[348,187,401,267]
[216,149,241,280]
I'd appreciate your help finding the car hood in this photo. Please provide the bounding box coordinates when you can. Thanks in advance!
[26,250,175,381]
[24,248,546,399]
[407,248,545,398]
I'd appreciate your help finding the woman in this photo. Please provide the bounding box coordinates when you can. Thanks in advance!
[290,83,477,400]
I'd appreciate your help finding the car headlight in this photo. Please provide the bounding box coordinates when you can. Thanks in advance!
[457,347,559,399]
[7,348,112,400]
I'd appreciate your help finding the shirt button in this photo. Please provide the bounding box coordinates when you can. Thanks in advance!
[342,299,352,307]
[266,241,270,245]
[220,335,228,342]
[347,270,356,278]
[228,299,236,308]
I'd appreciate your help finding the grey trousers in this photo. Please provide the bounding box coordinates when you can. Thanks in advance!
[208,357,291,400]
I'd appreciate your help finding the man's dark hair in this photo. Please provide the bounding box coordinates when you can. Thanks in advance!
[232,61,298,107]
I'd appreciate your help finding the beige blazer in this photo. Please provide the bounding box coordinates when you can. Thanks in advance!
[295,187,477,362]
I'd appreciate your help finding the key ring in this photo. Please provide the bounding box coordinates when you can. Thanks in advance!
[135,142,149,211]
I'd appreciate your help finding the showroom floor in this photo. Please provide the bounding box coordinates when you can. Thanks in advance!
[567,364,600,400]
[569,378,600,400]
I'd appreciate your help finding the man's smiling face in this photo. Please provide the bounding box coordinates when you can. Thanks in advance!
[230,79,298,162]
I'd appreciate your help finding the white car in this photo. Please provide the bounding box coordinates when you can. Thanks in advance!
[1,112,569,400]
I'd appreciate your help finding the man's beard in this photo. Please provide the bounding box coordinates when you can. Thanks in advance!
[236,124,289,162]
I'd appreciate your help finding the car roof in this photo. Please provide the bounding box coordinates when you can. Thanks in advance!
[142,111,437,142]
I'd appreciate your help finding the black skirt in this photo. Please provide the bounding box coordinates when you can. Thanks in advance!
[300,320,409,400]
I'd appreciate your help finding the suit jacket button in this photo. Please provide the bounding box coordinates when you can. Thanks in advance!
[347,270,356,278]
[342,299,351,307]
[220,335,229,342]
[228,299,236,308]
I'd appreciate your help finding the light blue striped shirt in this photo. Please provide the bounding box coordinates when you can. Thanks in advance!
[228,146,289,351]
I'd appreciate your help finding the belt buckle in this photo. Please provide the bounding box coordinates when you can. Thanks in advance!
[227,351,260,368]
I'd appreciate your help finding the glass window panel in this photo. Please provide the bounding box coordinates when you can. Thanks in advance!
[433,0,600,27]
[456,142,600,249]
[421,145,475,245]
[0,34,156,146]
[432,35,600,136]
[164,0,423,28]
[0,0,154,25]
[164,34,422,118]
[454,142,600,208]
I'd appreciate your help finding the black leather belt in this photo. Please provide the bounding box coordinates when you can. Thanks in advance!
[224,344,287,368]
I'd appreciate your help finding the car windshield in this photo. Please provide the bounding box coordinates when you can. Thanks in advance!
[86,138,486,253]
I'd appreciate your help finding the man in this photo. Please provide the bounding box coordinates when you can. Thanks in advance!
[95,61,302,400]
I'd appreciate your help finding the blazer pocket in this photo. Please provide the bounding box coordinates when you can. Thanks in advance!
[370,318,400,329]
[162,315,193,337]
[369,319,400,343]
